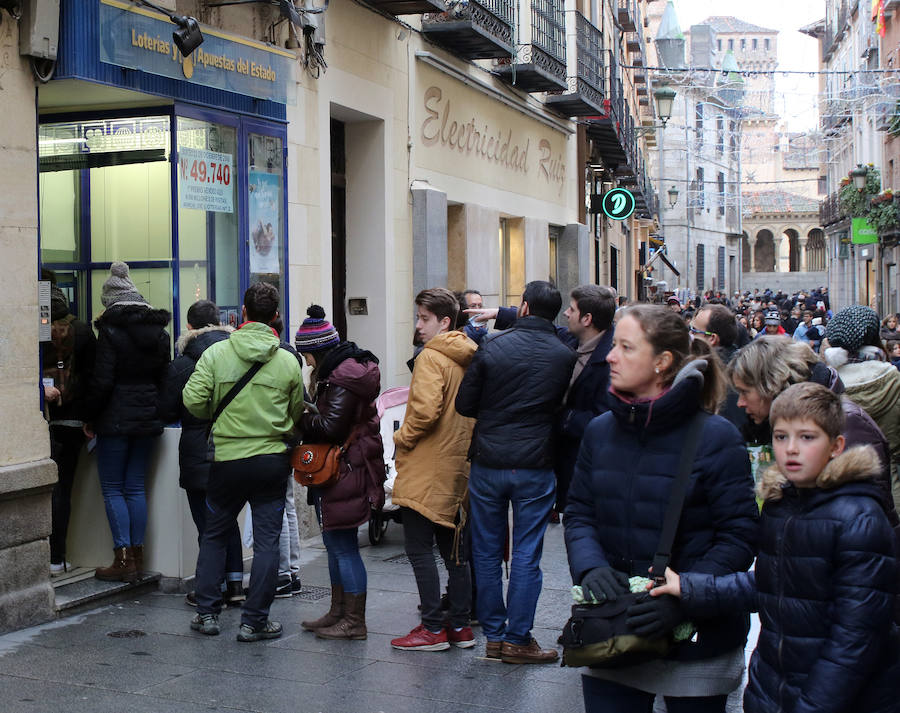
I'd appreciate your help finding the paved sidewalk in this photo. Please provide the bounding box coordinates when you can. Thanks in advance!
[0,520,752,713]
[0,521,584,713]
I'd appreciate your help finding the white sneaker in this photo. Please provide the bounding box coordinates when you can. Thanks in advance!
[50,561,72,575]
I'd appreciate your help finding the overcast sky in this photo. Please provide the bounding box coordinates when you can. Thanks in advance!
[673,0,823,130]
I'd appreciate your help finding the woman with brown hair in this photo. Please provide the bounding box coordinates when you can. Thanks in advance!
[564,304,758,713]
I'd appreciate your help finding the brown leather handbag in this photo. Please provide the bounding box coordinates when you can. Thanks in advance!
[291,428,358,488]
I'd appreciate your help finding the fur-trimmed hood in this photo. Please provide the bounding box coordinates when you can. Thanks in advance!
[757,445,882,502]
[176,324,234,356]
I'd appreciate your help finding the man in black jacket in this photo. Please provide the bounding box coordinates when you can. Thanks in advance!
[690,304,747,434]
[456,280,575,664]
[553,285,616,521]
[159,300,244,607]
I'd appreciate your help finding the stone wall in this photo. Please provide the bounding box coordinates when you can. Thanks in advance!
[0,16,58,633]
[740,271,828,295]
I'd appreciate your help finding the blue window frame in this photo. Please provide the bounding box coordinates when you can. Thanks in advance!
[39,103,289,345]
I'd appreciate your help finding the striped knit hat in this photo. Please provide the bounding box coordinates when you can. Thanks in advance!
[294,305,340,353]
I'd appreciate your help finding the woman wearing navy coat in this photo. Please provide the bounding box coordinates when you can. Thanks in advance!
[564,304,759,713]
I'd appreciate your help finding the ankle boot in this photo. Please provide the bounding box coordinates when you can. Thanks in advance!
[127,545,144,581]
[301,585,343,631]
[94,547,136,582]
[315,592,366,640]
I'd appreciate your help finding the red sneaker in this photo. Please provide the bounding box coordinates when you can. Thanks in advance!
[447,626,476,648]
[391,624,450,651]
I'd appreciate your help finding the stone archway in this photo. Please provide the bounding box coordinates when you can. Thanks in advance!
[807,228,826,271]
[786,228,800,272]
[754,229,775,272]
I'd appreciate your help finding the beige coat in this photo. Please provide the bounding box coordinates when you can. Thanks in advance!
[393,330,476,528]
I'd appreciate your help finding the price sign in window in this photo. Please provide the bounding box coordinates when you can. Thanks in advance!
[178,146,234,213]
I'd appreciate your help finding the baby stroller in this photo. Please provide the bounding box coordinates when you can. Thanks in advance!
[368,386,408,545]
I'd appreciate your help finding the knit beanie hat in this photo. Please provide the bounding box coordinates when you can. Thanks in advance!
[294,305,340,353]
[825,305,880,352]
[764,310,781,326]
[100,261,146,307]
[50,284,70,321]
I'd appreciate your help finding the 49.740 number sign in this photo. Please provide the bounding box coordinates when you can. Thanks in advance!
[178,146,235,214]
[602,188,636,221]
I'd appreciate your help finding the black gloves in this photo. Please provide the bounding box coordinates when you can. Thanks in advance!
[581,567,631,603]
[627,594,683,638]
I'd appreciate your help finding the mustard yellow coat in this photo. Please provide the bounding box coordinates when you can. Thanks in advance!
[393,330,476,529]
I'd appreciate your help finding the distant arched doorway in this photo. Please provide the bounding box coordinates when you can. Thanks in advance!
[741,232,751,272]
[786,229,800,272]
[807,229,825,271]
[755,229,775,272]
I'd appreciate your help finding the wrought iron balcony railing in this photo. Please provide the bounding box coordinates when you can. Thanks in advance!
[422,0,515,59]
[494,0,566,91]
[544,12,605,116]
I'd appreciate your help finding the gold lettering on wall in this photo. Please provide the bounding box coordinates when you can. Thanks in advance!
[420,85,566,195]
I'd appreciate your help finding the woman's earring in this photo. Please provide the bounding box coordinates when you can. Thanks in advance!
[654,368,660,374]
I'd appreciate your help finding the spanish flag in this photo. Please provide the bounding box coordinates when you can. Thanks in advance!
[872,0,886,38]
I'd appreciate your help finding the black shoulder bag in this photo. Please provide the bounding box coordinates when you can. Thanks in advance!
[560,411,709,669]
[204,361,265,443]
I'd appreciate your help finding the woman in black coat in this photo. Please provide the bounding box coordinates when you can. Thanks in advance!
[84,263,170,582]
[564,304,758,713]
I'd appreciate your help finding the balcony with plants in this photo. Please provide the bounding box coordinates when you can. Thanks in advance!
[838,165,900,243]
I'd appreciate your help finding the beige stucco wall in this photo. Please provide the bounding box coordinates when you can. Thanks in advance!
[0,16,58,633]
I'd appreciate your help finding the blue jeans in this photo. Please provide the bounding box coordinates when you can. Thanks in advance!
[468,463,555,645]
[322,528,367,594]
[581,676,727,713]
[96,435,155,549]
[195,453,288,628]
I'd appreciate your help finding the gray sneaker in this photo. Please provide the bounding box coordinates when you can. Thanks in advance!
[237,620,283,642]
[190,613,220,636]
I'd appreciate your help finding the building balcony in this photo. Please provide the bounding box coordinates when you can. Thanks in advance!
[493,0,567,92]
[422,0,515,59]
[626,32,641,51]
[544,12,605,116]
[820,191,845,227]
[585,63,635,170]
[821,99,851,134]
[617,0,638,32]
[362,0,444,15]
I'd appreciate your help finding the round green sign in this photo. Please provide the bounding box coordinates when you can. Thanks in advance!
[602,188,636,221]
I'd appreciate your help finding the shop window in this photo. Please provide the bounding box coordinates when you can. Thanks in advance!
[248,132,285,320]
[500,217,525,308]
[696,243,705,292]
[176,117,239,329]
[39,170,80,264]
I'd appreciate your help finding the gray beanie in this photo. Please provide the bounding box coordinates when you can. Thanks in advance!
[101,261,146,307]
[825,305,880,352]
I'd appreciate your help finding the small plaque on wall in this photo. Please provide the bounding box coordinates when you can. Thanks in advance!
[348,298,368,316]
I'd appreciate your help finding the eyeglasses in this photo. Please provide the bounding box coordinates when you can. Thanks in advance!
[689,324,715,338]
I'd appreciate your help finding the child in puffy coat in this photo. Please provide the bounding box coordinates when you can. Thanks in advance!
[651,382,900,713]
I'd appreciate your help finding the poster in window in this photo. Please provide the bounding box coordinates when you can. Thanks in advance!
[248,171,281,274]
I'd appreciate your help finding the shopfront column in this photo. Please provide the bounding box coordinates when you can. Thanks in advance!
[411,182,448,295]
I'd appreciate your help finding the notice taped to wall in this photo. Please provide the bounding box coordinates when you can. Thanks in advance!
[178,147,234,213]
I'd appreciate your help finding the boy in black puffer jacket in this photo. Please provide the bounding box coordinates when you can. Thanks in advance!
[652,382,900,713]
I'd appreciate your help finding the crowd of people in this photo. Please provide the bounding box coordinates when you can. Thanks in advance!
[39,266,900,712]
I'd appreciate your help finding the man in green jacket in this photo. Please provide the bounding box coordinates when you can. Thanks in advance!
[183,282,304,642]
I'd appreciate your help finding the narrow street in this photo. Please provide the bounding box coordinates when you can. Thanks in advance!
[0,523,754,713]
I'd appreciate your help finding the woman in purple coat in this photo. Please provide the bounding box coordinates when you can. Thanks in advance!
[294,307,385,640]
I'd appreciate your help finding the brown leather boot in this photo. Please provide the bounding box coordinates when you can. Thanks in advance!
[94,547,136,582]
[301,585,343,631]
[315,592,366,640]
[127,545,144,582]
[500,638,559,664]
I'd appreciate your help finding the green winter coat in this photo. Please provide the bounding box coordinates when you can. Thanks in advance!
[183,321,305,462]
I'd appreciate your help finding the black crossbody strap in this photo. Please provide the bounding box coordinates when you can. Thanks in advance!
[650,411,709,584]
[211,361,265,425]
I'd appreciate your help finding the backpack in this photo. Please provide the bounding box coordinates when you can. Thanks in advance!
[43,314,77,406]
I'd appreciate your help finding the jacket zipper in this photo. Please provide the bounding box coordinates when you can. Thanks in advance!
[775,505,795,713]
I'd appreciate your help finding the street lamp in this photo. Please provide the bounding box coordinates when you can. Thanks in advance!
[667,185,679,208]
[654,86,677,126]
[850,164,868,191]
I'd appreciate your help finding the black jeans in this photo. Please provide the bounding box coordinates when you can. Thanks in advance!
[49,425,85,563]
[581,676,728,713]
[195,453,289,628]
[186,488,243,577]
[401,507,471,631]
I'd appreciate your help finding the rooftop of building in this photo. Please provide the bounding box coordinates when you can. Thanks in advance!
[742,189,820,214]
[697,16,778,35]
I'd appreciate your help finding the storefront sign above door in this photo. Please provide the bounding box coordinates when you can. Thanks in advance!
[602,188,636,221]
[851,216,878,245]
[98,0,295,104]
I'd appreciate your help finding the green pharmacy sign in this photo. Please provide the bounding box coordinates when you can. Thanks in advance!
[851,217,878,245]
